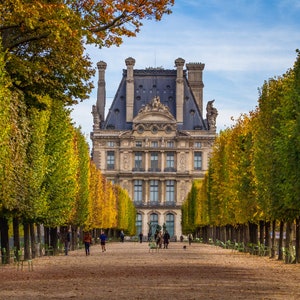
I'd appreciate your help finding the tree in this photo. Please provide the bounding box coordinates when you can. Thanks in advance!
[43,101,77,229]
[0,0,174,105]
[69,127,90,228]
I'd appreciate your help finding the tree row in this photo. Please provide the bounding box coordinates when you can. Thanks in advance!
[182,51,300,264]
[0,51,136,262]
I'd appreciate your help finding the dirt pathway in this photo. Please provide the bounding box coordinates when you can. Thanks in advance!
[1,242,300,299]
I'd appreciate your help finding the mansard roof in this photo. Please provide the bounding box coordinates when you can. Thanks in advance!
[102,68,207,131]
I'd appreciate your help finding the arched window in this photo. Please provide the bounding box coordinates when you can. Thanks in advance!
[166,213,174,237]
[136,213,142,236]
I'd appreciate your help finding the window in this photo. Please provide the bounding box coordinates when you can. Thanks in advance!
[195,142,202,148]
[135,141,142,147]
[167,141,174,148]
[149,180,159,203]
[107,151,115,170]
[165,126,172,134]
[194,152,202,170]
[151,126,158,134]
[151,141,158,148]
[107,141,114,147]
[150,152,159,170]
[165,180,175,203]
[134,152,143,170]
[136,214,142,236]
[166,213,174,237]
[166,152,175,168]
[134,180,143,203]
[137,125,144,133]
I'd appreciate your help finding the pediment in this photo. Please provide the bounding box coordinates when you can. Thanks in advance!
[133,96,176,124]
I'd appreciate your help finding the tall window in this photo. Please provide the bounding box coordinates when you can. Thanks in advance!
[166,152,175,168]
[194,152,202,170]
[134,180,143,203]
[134,152,143,170]
[107,151,115,170]
[167,141,174,148]
[194,142,201,148]
[136,213,142,236]
[149,180,159,203]
[166,213,174,237]
[150,152,159,170]
[151,141,158,148]
[165,180,175,203]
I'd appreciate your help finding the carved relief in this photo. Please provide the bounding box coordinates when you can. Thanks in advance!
[179,153,186,171]
[180,182,187,201]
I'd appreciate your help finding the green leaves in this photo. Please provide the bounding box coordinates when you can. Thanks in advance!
[183,52,300,229]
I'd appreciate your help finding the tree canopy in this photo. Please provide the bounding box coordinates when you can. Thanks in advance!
[0,0,174,105]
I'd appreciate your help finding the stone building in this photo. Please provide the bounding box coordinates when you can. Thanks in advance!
[91,57,217,239]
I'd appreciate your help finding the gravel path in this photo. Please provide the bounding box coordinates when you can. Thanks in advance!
[1,242,300,299]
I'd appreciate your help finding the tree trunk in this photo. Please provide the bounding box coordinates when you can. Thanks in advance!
[23,222,30,260]
[30,223,36,259]
[270,220,276,258]
[259,220,264,244]
[71,225,77,250]
[249,222,258,244]
[13,217,20,260]
[0,217,9,264]
[295,217,300,264]
[44,226,50,248]
[265,221,271,247]
[36,224,43,257]
[50,227,58,254]
[278,220,284,261]
[284,221,292,264]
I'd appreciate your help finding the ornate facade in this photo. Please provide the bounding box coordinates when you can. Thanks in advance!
[91,57,217,239]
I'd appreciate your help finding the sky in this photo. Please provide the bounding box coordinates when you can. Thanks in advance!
[71,0,300,144]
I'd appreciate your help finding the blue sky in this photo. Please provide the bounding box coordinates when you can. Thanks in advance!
[71,0,300,143]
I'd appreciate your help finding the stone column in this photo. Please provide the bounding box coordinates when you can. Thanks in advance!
[96,61,107,123]
[175,58,185,124]
[125,57,135,122]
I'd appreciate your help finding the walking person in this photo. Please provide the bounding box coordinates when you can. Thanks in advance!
[163,230,170,249]
[83,232,92,256]
[139,232,143,243]
[100,231,107,252]
[64,230,71,255]
[188,233,193,245]
[120,230,125,243]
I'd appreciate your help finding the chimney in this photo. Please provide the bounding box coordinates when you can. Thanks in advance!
[125,57,135,123]
[175,58,185,124]
[96,61,107,123]
[186,63,205,114]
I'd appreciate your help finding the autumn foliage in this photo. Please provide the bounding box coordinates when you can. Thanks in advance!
[0,0,173,258]
[182,51,300,263]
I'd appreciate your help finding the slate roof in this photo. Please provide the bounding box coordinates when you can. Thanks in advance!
[102,68,208,131]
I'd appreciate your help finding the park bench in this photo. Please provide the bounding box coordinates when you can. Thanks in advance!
[16,250,33,271]
[148,242,159,253]
[232,242,246,253]
[282,246,296,264]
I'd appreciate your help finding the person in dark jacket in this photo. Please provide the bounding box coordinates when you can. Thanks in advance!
[100,231,107,252]
[163,231,170,249]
